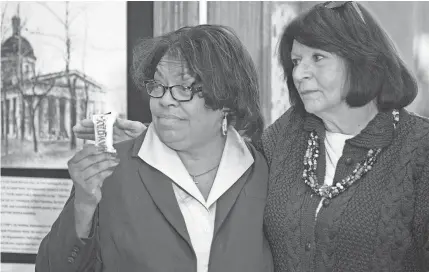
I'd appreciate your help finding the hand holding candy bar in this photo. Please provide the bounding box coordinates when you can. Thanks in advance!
[73,116,146,143]
[67,144,120,237]
[68,112,128,238]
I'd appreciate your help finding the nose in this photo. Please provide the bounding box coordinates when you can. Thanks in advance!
[293,60,312,83]
[159,87,179,107]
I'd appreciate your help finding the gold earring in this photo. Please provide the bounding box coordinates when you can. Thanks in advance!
[222,113,228,136]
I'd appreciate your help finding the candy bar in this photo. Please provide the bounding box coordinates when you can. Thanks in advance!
[92,112,117,154]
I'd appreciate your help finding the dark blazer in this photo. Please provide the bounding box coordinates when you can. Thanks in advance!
[36,131,274,272]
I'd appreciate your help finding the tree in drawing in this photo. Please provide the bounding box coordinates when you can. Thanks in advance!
[1,2,105,166]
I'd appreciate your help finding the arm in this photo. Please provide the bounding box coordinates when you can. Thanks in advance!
[413,147,429,270]
[36,145,118,272]
[35,186,100,272]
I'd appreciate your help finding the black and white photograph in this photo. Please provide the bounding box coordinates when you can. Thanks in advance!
[1,1,429,272]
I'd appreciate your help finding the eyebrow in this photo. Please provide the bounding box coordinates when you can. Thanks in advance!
[154,69,196,84]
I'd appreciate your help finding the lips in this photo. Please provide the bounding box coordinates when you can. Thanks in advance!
[155,114,186,128]
[157,114,184,120]
[299,89,318,96]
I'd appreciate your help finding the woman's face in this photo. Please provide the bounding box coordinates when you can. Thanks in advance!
[150,55,224,151]
[291,40,349,116]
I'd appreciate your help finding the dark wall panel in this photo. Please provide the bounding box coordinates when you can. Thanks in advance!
[127,1,154,124]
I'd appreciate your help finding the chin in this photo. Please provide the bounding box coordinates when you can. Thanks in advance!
[155,127,189,151]
[303,101,328,115]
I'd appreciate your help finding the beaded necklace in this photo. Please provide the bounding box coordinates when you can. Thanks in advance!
[302,109,399,199]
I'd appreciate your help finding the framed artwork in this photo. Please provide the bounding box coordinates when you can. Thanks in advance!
[1,1,127,169]
[0,1,150,270]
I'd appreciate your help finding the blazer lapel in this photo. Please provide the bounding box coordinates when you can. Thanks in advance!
[136,157,193,249]
[130,131,192,248]
[213,168,251,237]
[213,141,267,238]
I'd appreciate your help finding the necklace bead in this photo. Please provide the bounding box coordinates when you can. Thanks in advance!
[302,110,399,199]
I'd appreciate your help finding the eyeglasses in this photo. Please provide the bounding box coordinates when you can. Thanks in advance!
[322,1,366,24]
[144,80,203,102]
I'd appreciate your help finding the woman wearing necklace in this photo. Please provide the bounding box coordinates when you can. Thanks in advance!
[35,25,273,272]
[260,2,429,271]
[72,2,429,271]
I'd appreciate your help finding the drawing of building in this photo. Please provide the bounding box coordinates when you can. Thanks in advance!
[1,15,106,143]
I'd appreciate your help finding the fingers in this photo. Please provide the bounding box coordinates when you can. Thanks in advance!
[68,147,120,204]
[79,118,95,128]
[86,166,117,195]
[68,145,119,182]
[69,144,112,164]
[81,158,120,181]
[82,161,118,197]
[69,150,119,181]
[73,119,95,141]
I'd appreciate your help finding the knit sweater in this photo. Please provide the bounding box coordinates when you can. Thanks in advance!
[259,107,429,272]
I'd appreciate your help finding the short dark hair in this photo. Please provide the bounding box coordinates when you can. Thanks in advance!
[132,24,263,140]
[279,1,418,112]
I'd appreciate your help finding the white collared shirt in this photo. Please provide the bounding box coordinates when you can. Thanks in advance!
[138,124,254,272]
[315,130,354,217]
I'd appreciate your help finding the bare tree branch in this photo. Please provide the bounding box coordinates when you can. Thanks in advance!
[33,79,56,110]
[1,2,10,42]
[1,2,8,25]
[1,3,9,25]
[69,5,89,25]
[36,2,66,27]
[20,17,28,31]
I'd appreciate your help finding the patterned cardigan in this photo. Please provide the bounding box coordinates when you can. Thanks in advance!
[258,107,429,272]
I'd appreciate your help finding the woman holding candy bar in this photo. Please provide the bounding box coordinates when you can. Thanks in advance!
[67,2,429,272]
[35,25,273,272]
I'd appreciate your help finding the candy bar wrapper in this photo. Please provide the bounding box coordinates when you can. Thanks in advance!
[92,112,117,154]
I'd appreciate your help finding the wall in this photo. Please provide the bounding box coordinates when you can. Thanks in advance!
[153,1,199,36]
[127,2,154,124]
[207,1,273,125]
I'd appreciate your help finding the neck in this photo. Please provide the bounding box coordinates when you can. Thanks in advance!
[177,134,226,176]
[317,101,379,135]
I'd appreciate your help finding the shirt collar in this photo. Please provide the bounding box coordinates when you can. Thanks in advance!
[138,124,254,208]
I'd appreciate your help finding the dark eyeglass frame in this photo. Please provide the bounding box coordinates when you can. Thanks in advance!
[144,80,203,102]
[322,1,366,24]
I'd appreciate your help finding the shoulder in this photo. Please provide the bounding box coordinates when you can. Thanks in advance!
[258,107,303,164]
[402,111,429,178]
[405,111,429,150]
[243,141,270,196]
[408,111,429,139]
[245,141,268,170]
[263,107,296,139]
[262,106,305,142]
